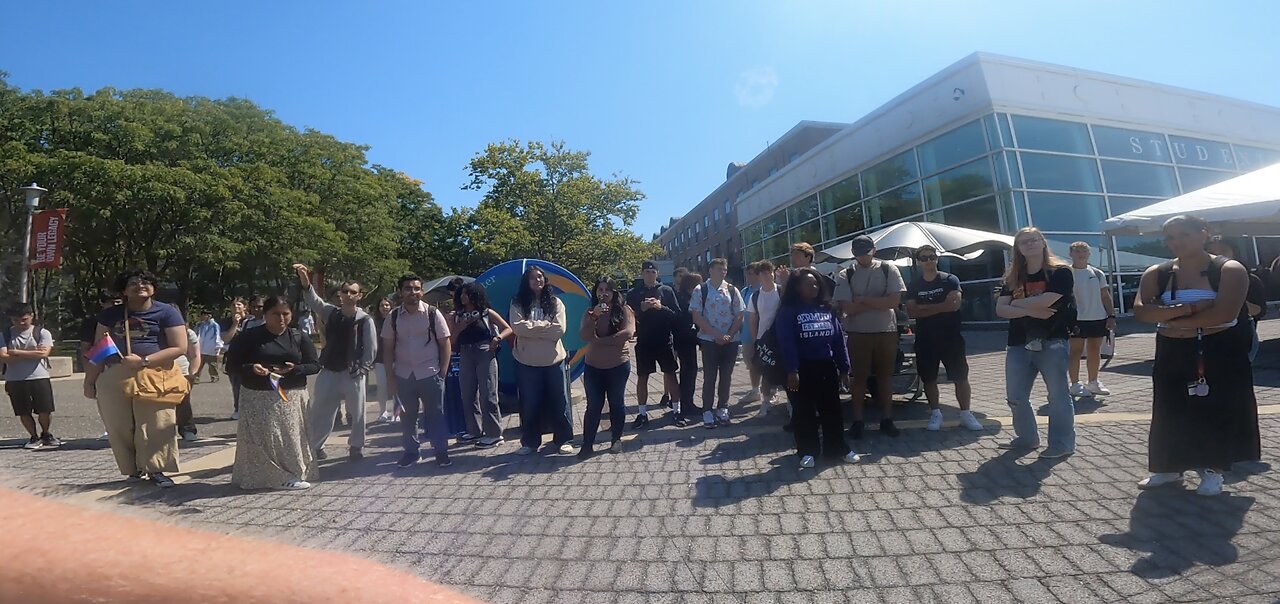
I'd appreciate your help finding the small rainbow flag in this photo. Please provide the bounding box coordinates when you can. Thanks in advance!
[268,372,288,402]
[85,333,122,366]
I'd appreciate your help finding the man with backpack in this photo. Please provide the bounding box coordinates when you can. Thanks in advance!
[905,245,984,432]
[833,235,906,440]
[1,303,60,450]
[383,274,453,468]
[294,264,378,462]
[690,258,745,429]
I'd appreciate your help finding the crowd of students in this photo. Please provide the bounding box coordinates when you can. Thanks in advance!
[0,213,1261,496]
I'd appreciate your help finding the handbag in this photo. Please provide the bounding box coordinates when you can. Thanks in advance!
[120,306,190,405]
[753,327,788,386]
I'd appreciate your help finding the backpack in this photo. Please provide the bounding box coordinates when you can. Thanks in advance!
[1156,255,1250,321]
[389,303,439,350]
[700,281,743,316]
[845,260,894,296]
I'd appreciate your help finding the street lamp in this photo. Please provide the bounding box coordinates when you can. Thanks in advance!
[18,183,46,303]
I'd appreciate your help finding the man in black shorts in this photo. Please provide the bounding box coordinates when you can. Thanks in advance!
[905,246,983,432]
[626,261,683,427]
[2,303,61,450]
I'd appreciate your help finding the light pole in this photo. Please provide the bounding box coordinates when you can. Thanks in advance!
[18,183,46,303]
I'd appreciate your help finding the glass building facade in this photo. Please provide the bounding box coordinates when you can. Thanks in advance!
[738,112,1280,321]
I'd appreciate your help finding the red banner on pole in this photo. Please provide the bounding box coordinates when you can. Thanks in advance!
[29,209,67,269]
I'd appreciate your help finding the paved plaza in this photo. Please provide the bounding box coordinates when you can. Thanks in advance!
[4,323,1280,602]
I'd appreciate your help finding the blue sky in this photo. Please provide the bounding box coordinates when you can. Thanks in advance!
[4,1,1278,238]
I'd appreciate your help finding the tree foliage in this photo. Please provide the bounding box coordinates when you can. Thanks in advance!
[458,140,661,281]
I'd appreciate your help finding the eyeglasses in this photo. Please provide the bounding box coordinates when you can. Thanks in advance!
[125,279,152,287]
[917,255,938,262]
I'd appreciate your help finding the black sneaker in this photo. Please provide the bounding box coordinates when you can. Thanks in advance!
[880,419,900,438]
[673,416,689,428]
[436,455,452,468]
[660,393,672,409]
[348,447,363,461]
[150,472,175,488]
[576,447,595,461]
[396,451,418,468]
[848,420,865,440]
[40,434,62,449]
[23,436,42,450]
[631,414,649,429]
[458,433,481,443]
[315,448,328,460]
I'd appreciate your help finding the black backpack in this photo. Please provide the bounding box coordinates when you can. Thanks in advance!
[750,292,787,385]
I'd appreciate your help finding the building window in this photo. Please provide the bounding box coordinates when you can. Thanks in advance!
[724,199,732,215]
[1100,160,1179,197]
[787,194,821,226]
[704,215,710,228]
[1010,115,1093,155]
[706,251,712,263]
[865,183,923,227]
[1235,145,1280,171]
[790,220,821,246]
[741,222,762,245]
[824,202,865,242]
[1020,152,1102,193]
[1168,135,1235,170]
[761,209,788,238]
[820,175,861,214]
[1092,125,1169,163]
[862,149,919,197]
[1177,167,1235,193]
[917,119,987,175]
[922,157,995,211]
[924,196,1000,233]
[1025,192,1107,232]
[713,208,721,222]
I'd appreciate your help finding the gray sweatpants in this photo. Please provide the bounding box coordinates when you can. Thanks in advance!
[459,343,502,438]
[700,341,740,413]
[307,369,367,452]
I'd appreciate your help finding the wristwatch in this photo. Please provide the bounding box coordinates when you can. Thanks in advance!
[141,356,151,367]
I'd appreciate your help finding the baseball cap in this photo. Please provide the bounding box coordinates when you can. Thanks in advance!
[641,260,658,271]
[851,235,875,256]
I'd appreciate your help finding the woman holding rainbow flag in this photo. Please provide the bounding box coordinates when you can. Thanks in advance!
[224,295,322,490]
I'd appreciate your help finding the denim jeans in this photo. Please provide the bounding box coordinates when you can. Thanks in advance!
[396,373,448,459]
[516,360,574,449]
[582,362,630,449]
[699,341,740,413]
[1005,338,1076,451]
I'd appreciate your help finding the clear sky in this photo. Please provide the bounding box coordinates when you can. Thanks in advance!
[4,1,1278,238]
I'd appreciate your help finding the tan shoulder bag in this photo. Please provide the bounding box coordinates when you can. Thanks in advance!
[121,306,190,405]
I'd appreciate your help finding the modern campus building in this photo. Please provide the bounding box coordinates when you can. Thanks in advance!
[656,53,1280,320]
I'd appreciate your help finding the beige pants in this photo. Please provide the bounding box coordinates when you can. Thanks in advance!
[95,364,179,476]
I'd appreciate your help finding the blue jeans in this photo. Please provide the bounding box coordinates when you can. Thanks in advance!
[397,373,448,459]
[516,360,574,449]
[1005,338,1075,451]
[582,362,630,449]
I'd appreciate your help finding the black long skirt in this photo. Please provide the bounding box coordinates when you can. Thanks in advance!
[1150,322,1261,473]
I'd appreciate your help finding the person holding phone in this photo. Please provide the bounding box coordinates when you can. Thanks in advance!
[626,261,682,427]
[224,295,322,490]
[578,276,636,459]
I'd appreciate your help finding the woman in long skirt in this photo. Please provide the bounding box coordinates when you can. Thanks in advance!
[225,295,322,490]
[1133,215,1261,496]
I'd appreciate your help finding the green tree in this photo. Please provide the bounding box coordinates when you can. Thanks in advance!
[461,140,661,281]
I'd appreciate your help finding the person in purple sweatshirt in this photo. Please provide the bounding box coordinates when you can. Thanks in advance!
[774,267,862,470]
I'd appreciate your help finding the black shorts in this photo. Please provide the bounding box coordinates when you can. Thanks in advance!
[6,378,55,416]
[1071,319,1109,339]
[635,344,678,375]
[915,335,969,383]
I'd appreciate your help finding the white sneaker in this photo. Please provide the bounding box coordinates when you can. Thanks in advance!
[98,431,110,440]
[739,389,761,404]
[716,408,730,423]
[180,430,197,441]
[1087,380,1111,396]
[1137,472,1183,490]
[515,446,534,456]
[1196,469,1224,496]
[959,410,984,431]
[926,409,944,431]
[799,455,815,469]
[376,411,393,423]
[1069,382,1089,397]
[844,451,861,464]
[281,480,311,490]
[558,443,576,456]
[231,411,240,420]
[755,396,771,418]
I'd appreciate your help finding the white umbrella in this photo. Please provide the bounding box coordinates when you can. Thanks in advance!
[815,221,1014,262]
[1102,163,1280,235]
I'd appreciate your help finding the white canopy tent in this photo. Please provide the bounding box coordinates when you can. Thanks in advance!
[1102,163,1280,236]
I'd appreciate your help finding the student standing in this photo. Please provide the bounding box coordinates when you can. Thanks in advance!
[1066,242,1116,398]
[833,235,906,439]
[625,261,682,427]
[2,304,60,450]
[509,266,576,456]
[905,245,983,431]
[689,258,745,429]
[384,275,454,468]
[578,277,635,459]
[746,261,781,418]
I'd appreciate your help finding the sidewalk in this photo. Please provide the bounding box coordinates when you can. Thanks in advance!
[3,323,1280,603]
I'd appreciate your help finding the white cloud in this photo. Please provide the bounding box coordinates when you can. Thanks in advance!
[734,66,778,108]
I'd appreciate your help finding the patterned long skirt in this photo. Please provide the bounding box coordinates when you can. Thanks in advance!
[232,387,317,490]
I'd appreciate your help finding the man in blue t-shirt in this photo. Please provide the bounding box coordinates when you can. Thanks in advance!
[905,246,982,433]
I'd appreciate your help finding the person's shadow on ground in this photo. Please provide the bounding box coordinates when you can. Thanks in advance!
[958,448,1068,504]
[1099,488,1255,579]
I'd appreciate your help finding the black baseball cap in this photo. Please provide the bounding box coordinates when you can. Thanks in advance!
[851,235,875,256]
[641,260,658,271]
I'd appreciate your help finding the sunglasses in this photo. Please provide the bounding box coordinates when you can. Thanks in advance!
[917,255,938,262]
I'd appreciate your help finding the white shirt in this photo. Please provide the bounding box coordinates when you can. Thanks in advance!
[1071,265,1109,321]
[752,288,782,335]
